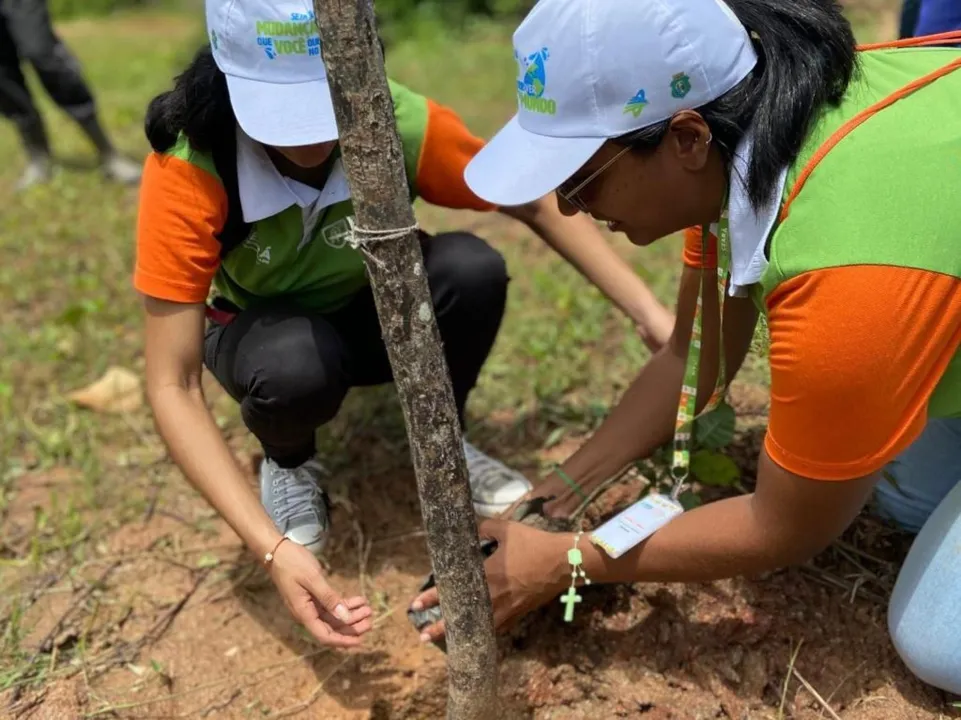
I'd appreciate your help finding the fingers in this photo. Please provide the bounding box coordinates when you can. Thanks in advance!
[299,612,365,649]
[477,517,509,540]
[303,569,352,624]
[318,602,374,637]
[419,618,447,644]
[409,586,439,612]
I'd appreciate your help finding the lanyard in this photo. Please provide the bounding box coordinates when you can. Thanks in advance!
[670,211,730,499]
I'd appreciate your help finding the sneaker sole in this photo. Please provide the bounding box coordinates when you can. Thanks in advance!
[473,498,519,518]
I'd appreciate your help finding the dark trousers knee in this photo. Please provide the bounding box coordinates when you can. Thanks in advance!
[422,232,508,407]
[205,311,350,468]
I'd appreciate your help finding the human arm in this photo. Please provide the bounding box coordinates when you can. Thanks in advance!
[531,227,757,516]
[412,96,674,350]
[415,261,961,639]
[499,197,674,351]
[135,152,371,646]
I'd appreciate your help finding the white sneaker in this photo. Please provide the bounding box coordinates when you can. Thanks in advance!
[463,441,533,517]
[260,458,330,556]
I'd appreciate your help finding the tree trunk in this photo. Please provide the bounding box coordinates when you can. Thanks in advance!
[312,2,498,717]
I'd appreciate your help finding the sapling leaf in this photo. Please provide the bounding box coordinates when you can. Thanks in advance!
[694,401,736,450]
[690,450,740,488]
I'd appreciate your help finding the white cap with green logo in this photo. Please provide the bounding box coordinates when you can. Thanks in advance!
[465,0,758,206]
[206,0,337,147]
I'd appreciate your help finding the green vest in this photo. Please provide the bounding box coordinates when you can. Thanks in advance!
[163,79,430,313]
[758,47,961,418]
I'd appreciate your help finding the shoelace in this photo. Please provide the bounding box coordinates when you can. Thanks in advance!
[462,443,517,493]
[273,463,329,530]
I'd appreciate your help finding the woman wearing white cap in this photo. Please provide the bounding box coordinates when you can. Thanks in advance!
[134,0,675,648]
[411,0,961,693]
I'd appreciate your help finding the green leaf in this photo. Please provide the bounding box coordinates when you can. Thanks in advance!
[197,553,220,569]
[690,450,740,488]
[694,401,736,450]
[677,490,702,510]
[544,426,565,449]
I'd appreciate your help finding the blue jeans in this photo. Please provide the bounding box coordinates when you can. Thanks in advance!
[875,418,961,693]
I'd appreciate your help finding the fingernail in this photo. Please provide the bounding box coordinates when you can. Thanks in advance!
[411,600,423,611]
[335,604,350,623]
[419,632,431,643]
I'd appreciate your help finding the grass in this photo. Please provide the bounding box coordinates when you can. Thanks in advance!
[0,3,891,706]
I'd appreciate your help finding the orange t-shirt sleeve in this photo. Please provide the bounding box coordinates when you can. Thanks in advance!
[764,265,961,480]
[682,225,718,269]
[134,152,227,304]
[415,99,496,212]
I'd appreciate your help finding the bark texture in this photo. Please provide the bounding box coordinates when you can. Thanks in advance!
[312,2,498,717]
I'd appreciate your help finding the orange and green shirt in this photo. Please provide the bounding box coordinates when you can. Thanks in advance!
[684,45,961,481]
[134,80,494,313]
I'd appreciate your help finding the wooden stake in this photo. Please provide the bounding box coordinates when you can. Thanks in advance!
[311,2,498,718]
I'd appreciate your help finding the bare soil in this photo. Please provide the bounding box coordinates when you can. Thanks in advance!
[4,383,959,720]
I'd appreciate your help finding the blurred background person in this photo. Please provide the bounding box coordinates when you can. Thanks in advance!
[900,0,961,39]
[0,0,142,190]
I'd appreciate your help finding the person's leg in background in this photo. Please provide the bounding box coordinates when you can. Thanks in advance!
[0,0,141,186]
[0,10,53,190]
[912,0,961,38]
[874,417,961,694]
[899,0,922,38]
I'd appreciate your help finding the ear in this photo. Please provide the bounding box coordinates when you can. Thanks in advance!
[665,111,712,171]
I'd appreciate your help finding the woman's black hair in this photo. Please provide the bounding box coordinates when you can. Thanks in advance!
[144,46,235,155]
[618,0,857,210]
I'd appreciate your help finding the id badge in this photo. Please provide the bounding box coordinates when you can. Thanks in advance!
[590,493,684,559]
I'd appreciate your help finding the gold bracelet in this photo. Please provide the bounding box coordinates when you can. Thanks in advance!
[264,536,289,567]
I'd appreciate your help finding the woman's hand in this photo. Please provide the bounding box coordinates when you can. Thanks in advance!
[409,519,570,643]
[268,539,374,648]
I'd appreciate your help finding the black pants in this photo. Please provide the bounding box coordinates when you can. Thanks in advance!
[204,232,509,468]
[0,0,96,127]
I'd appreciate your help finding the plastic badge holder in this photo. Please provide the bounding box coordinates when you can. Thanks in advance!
[407,538,498,653]
[590,493,684,559]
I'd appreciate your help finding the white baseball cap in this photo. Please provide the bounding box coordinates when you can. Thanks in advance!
[206,0,337,147]
[465,0,758,206]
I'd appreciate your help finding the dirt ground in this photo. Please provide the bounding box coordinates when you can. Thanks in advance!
[3,382,958,720]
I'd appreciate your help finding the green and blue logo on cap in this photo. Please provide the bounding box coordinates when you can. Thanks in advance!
[255,12,321,60]
[670,72,692,99]
[516,47,556,116]
[624,89,648,118]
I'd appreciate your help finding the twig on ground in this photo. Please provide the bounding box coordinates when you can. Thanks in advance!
[371,528,426,545]
[199,689,242,717]
[90,567,211,680]
[81,604,398,718]
[822,660,868,717]
[8,561,121,706]
[833,539,891,568]
[799,565,887,605]
[570,464,638,522]
[793,667,842,720]
[778,639,803,720]
[273,655,353,718]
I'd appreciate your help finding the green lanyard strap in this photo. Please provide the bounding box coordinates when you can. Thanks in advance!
[670,214,731,499]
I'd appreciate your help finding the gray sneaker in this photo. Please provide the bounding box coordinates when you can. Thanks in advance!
[101,153,142,186]
[260,458,330,556]
[463,441,533,518]
[15,158,52,192]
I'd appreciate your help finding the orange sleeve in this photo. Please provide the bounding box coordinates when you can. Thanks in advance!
[415,99,496,212]
[764,265,961,480]
[134,152,227,304]
[682,225,718,269]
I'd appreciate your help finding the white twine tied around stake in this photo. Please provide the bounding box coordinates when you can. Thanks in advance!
[346,222,420,248]
[346,222,421,269]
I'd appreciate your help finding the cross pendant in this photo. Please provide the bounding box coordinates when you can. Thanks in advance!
[560,585,582,623]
